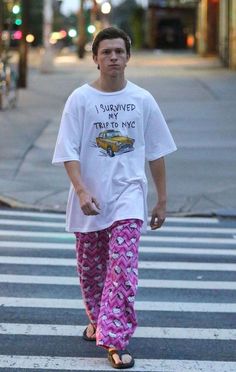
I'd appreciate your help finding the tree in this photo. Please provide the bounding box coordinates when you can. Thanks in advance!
[111,0,145,49]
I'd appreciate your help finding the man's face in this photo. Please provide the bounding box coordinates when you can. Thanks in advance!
[93,38,130,76]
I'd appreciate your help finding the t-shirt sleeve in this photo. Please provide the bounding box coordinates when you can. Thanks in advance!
[144,93,177,161]
[52,92,82,165]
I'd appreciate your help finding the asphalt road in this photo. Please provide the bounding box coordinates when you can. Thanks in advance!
[0,50,236,216]
[0,208,236,371]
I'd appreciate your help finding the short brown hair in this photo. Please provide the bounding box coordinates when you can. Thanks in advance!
[92,27,131,56]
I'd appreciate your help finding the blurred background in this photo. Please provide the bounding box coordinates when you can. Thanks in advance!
[0,0,235,90]
[0,1,236,215]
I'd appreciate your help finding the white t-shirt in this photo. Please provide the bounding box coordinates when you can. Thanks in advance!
[52,81,177,232]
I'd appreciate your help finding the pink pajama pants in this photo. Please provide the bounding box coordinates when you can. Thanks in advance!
[75,219,143,350]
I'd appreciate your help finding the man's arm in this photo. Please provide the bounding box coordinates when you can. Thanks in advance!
[148,157,167,230]
[64,161,100,216]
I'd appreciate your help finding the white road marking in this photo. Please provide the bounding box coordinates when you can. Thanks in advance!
[0,219,65,228]
[0,230,235,245]
[0,241,73,250]
[0,210,219,224]
[0,323,235,340]
[0,256,236,271]
[141,235,236,245]
[0,230,72,239]
[1,241,236,257]
[1,297,236,312]
[1,274,236,290]
[0,210,65,219]
[0,355,235,371]
[1,220,232,233]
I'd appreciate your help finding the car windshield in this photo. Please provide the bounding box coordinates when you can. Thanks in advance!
[106,131,121,138]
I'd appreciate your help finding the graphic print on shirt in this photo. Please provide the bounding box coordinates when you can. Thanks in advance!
[91,102,136,158]
[96,130,134,158]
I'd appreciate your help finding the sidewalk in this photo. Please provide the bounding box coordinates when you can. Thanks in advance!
[0,49,236,216]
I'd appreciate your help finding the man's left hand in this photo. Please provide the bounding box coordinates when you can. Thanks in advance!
[150,202,166,230]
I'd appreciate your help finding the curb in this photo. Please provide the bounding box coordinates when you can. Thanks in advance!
[1,195,235,219]
[0,195,65,214]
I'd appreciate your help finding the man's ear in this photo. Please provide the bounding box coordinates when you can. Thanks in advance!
[125,54,130,66]
[93,54,98,67]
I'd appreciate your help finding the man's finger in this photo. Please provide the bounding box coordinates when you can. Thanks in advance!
[150,217,165,230]
[92,197,101,211]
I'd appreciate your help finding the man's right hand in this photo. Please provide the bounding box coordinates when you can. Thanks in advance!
[78,190,100,216]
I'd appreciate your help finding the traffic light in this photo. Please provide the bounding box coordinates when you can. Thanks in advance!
[12,3,22,28]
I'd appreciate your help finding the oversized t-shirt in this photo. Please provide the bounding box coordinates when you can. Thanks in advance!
[52,81,177,232]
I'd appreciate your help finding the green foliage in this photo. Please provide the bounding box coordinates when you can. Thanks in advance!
[111,0,145,49]
[26,0,43,46]
[131,6,145,49]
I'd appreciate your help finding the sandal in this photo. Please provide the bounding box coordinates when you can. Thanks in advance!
[82,324,96,341]
[108,349,135,369]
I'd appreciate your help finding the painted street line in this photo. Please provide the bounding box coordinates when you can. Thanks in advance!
[1,241,236,256]
[0,230,235,245]
[0,210,65,220]
[1,274,236,290]
[0,210,219,224]
[1,297,236,313]
[0,219,65,228]
[0,355,235,371]
[141,235,236,245]
[0,220,232,234]
[0,255,236,271]
[0,323,235,340]
[0,241,73,250]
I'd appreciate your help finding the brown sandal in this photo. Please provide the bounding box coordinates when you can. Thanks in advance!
[108,349,135,369]
[82,324,96,341]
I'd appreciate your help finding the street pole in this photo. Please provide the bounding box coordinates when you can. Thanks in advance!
[78,0,86,59]
[40,0,54,73]
[0,0,3,60]
[18,0,30,88]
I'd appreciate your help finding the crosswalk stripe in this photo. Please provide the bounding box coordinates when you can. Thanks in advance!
[142,235,236,245]
[1,323,235,340]
[1,297,236,312]
[1,274,236,290]
[0,256,235,271]
[0,219,233,234]
[0,210,66,219]
[0,355,235,371]
[0,240,236,256]
[0,241,73,249]
[0,211,235,371]
[0,230,235,244]
[0,219,65,228]
[0,210,219,224]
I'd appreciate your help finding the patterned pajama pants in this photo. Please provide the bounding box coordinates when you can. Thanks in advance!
[75,219,143,350]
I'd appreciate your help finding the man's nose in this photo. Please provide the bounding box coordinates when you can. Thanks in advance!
[110,51,117,59]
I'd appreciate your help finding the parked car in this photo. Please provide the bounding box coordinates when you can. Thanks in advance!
[96,129,135,157]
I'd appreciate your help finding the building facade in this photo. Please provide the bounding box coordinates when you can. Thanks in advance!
[197,0,236,69]
[146,0,198,50]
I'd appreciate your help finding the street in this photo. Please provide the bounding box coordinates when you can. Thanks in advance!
[0,50,236,215]
[0,49,236,370]
[0,208,236,371]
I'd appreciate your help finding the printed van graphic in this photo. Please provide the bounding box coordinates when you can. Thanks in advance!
[96,130,135,157]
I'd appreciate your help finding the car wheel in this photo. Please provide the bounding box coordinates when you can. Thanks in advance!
[107,147,115,157]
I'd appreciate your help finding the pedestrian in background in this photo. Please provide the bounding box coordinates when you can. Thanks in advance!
[52,27,176,369]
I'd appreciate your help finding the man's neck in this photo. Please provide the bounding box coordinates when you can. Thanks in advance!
[92,76,127,92]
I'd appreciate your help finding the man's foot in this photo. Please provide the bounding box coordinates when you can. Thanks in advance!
[83,324,96,341]
[108,349,134,369]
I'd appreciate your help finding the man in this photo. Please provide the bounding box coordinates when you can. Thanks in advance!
[53,27,176,370]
